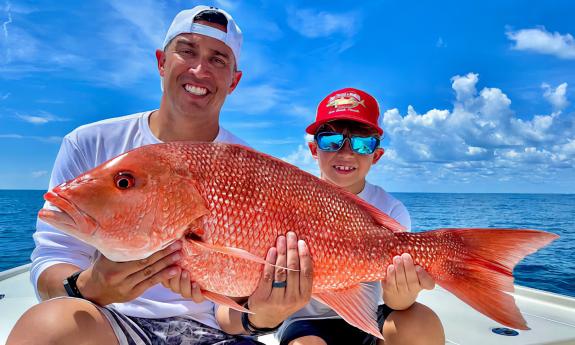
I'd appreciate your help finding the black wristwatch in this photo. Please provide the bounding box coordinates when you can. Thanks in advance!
[63,270,85,299]
[241,303,283,336]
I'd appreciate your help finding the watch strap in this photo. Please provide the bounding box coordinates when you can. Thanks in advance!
[63,270,85,299]
[240,302,282,336]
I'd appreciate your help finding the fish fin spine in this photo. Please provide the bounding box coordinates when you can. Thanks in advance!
[187,239,298,271]
[313,283,383,339]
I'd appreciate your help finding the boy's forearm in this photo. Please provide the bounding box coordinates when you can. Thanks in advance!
[36,263,81,300]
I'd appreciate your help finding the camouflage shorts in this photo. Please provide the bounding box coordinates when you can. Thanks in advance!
[99,306,263,345]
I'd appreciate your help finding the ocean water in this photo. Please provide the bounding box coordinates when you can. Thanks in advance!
[0,190,573,297]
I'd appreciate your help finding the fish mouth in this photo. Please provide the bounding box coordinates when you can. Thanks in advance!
[40,190,99,237]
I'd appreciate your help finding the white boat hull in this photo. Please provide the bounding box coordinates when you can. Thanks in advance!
[2,265,574,344]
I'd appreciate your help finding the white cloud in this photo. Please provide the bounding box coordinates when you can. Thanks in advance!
[35,135,62,143]
[0,133,62,142]
[507,27,575,59]
[287,8,359,38]
[0,134,22,139]
[254,138,301,145]
[16,111,67,124]
[1,23,37,64]
[4,2,36,15]
[224,121,275,129]
[0,1,162,87]
[451,73,478,103]
[511,113,558,143]
[542,82,569,111]
[436,37,446,48]
[281,143,320,176]
[17,115,49,124]
[106,0,166,48]
[35,98,65,104]
[0,12,90,81]
[214,0,237,10]
[97,27,158,88]
[1,92,9,100]
[248,20,283,41]
[226,84,284,114]
[379,73,575,187]
[288,104,314,120]
[238,43,278,79]
[87,0,169,88]
[554,139,575,159]
[2,2,12,42]
[31,170,47,178]
[221,3,282,42]
[225,83,312,118]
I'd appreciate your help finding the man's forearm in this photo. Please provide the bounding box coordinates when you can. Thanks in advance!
[36,263,81,300]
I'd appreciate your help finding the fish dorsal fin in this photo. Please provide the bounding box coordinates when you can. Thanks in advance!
[313,283,383,339]
[344,192,406,233]
[187,239,297,271]
[201,290,253,314]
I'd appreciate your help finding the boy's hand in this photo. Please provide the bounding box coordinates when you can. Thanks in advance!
[161,268,205,303]
[382,253,435,310]
[245,231,313,329]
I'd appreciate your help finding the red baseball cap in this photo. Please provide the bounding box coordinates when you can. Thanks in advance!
[306,87,383,135]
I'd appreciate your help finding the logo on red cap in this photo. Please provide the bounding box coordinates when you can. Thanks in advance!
[305,88,384,135]
[326,92,366,112]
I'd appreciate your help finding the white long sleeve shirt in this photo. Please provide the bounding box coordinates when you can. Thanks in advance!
[30,110,248,329]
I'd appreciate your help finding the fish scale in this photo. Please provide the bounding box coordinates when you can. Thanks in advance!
[40,142,559,338]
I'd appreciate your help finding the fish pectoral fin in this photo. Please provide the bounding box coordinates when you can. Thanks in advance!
[187,239,298,271]
[313,283,383,339]
[201,290,253,314]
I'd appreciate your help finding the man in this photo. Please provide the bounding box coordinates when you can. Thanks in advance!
[8,6,312,345]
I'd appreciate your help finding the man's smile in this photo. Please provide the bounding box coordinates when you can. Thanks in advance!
[184,83,209,96]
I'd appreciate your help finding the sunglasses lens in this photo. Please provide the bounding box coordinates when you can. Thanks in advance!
[351,136,379,155]
[317,133,344,151]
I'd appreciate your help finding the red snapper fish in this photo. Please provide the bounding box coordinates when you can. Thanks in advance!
[39,142,558,338]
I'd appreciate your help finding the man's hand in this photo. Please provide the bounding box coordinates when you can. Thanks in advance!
[76,241,183,306]
[382,253,435,310]
[161,268,205,303]
[245,231,314,329]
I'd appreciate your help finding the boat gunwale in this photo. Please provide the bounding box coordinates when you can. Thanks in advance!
[0,264,31,281]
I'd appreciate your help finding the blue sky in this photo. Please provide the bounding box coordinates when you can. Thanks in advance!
[1,0,574,193]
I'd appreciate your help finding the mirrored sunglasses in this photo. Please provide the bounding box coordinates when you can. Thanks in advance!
[314,131,380,155]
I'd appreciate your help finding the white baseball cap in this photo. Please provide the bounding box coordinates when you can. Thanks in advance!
[163,5,243,65]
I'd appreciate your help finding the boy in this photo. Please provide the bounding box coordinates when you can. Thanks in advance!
[276,88,445,345]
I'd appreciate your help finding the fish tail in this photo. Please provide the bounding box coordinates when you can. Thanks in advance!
[397,228,558,330]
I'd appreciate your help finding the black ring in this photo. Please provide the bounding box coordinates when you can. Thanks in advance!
[272,280,287,288]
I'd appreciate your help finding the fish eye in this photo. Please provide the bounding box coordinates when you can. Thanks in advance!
[114,172,135,190]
